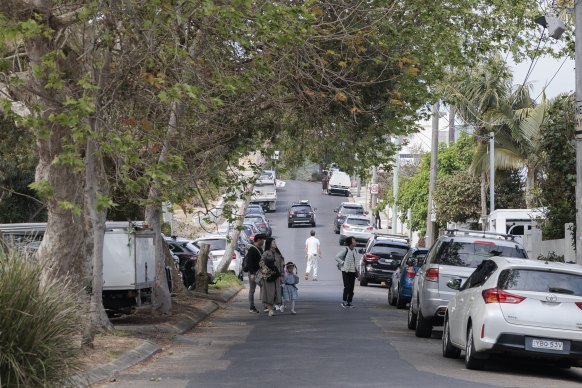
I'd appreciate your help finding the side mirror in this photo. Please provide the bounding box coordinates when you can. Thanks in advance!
[406,258,416,266]
[334,209,338,213]
[358,248,365,254]
[446,278,462,290]
[364,211,369,215]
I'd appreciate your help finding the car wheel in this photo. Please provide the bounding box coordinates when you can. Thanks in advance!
[359,271,368,286]
[442,317,461,358]
[388,286,396,306]
[465,324,485,370]
[396,289,407,309]
[312,222,316,227]
[407,301,418,330]
[415,308,433,338]
[288,223,292,228]
[334,228,339,234]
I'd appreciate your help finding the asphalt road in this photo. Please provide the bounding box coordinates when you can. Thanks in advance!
[100,181,582,388]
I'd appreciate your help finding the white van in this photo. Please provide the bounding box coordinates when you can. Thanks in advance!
[328,171,351,197]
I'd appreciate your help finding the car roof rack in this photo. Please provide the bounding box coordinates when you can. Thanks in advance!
[444,228,516,241]
[373,233,410,243]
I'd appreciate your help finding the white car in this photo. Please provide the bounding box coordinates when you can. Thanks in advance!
[443,256,582,369]
[339,215,374,245]
[192,235,243,280]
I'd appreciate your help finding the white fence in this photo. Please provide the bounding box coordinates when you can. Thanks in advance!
[522,223,576,263]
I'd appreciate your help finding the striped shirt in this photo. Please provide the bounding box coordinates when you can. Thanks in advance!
[342,248,357,273]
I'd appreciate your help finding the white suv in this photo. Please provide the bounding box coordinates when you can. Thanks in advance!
[408,229,528,338]
[443,257,582,369]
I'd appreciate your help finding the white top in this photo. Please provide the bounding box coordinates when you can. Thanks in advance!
[305,236,320,255]
[342,248,357,272]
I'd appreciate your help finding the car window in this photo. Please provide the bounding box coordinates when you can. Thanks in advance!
[291,206,312,213]
[345,218,370,226]
[194,239,226,251]
[185,242,199,254]
[498,269,582,296]
[244,216,263,223]
[435,241,527,268]
[370,244,409,258]
[462,259,498,290]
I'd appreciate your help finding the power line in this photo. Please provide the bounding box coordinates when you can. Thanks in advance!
[534,56,570,101]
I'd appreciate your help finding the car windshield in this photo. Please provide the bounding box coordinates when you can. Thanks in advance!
[498,269,582,296]
[194,239,226,251]
[292,206,312,213]
[342,207,364,215]
[371,244,409,258]
[345,218,370,226]
[244,216,264,224]
[436,241,527,267]
[245,208,262,214]
[186,242,199,254]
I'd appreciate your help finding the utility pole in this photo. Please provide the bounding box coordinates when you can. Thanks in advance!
[576,0,582,265]
[371,166,378,224]
[489,131,495,219]
[426,101,439,248]
[448,106,456,143]
[392,137,401,232]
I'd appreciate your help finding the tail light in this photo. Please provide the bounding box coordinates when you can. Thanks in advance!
[365,253,380,261]
[231,252,237,260]
[250,235,255,241]
[342,224,350,228]
[482,288,525,304]
[575,302,582,310]
[425,267,439,282]
[406,266,416,278]
[288,211,295,216]
[258,223,267,228]
[475,240,496,246]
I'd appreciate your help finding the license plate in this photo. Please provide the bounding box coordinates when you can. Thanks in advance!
[298,214,306,217]
[531,339,564,351]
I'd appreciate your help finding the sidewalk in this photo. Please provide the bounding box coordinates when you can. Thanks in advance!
[74,286,242,387]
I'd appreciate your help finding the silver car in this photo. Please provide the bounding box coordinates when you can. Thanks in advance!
[339,215,374,245]
[408,229,528,338]
[443,257,582,369]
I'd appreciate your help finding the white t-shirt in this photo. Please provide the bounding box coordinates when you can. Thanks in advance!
[305,236,320,255]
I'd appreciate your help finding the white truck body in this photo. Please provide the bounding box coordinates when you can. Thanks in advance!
[251,182,277,211]
[488,208,544,245]
[102,229,155,291]
[328,171,351,197]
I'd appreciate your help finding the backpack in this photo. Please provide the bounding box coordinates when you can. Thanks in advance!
[335,247,349,270]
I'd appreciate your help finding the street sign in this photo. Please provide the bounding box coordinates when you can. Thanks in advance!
[272,150,280,160]
[370,183,379,194]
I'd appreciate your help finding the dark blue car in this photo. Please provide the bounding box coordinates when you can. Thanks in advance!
[388,248,428,309]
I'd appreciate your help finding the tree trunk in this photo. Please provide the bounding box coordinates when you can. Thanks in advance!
[144,101,183,314]
[525,164,535,208]
[195,244,210,294]
[480,172,487,231]
[448,106,456,143]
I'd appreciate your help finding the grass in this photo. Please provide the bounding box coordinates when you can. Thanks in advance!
[209,272,243,289]
[0,248,83,387]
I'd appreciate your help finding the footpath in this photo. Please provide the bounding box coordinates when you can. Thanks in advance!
[75,286,242,387]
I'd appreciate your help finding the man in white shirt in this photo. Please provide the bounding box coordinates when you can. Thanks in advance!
[304,230,321,281]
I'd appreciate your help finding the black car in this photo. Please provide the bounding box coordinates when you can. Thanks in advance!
[333,202,366,234]
[287,200,316,228]
[358,234,410,287]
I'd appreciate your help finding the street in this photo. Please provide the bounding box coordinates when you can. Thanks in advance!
[99,181,582,388]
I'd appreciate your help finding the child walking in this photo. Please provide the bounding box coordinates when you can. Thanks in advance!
[281,262,299,314]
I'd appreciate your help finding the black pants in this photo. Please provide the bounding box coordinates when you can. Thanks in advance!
[342,271,356,303]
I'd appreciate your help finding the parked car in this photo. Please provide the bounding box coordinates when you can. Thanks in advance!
[388,248,428,309]
[165,236,212,288]
[339,215,374,245]
[243,214,272,236]
[333,202,366,234]
[358,234,410,287]
[192,235,243,280]
[409,229,529,338]
[443,257,582,369]
[287,200,316,228]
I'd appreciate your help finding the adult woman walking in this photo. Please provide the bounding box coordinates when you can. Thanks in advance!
[259,238,284,316]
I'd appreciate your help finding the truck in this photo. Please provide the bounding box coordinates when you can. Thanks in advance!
[487,208,544,244]
[251,180,277,212]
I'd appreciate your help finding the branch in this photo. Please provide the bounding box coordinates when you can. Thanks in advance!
[50,7,85,29]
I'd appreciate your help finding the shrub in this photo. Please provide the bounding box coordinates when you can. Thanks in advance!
[537,251,565,263]
[209,272,243,289]
[0,249,83,387]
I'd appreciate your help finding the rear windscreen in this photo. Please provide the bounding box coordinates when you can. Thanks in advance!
[342,207,364,215]
[195,239,226,251]
[436,241,527,267]
[498,269,582,296]
[292,206,312,213]
[371,244,409,258]
[345,218,370,226]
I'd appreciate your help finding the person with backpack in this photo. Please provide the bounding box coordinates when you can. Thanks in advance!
[335,236,359,308]
[243,233,266,313]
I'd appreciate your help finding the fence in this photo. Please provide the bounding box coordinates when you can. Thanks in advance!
[522,223,576,263]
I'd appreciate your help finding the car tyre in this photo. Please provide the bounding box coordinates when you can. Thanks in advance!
[396,290,407,309]
[287,223,292,228]
[388,286,396,306]
[415,308,433,338]
[442,317,461,358]
[359,272,368,286]
[312,222,316,227]
[465,325,485,370]
[334,228,339,234]
[407,302,417,330]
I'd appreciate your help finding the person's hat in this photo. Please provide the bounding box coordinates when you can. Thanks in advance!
[285,261,295,267]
